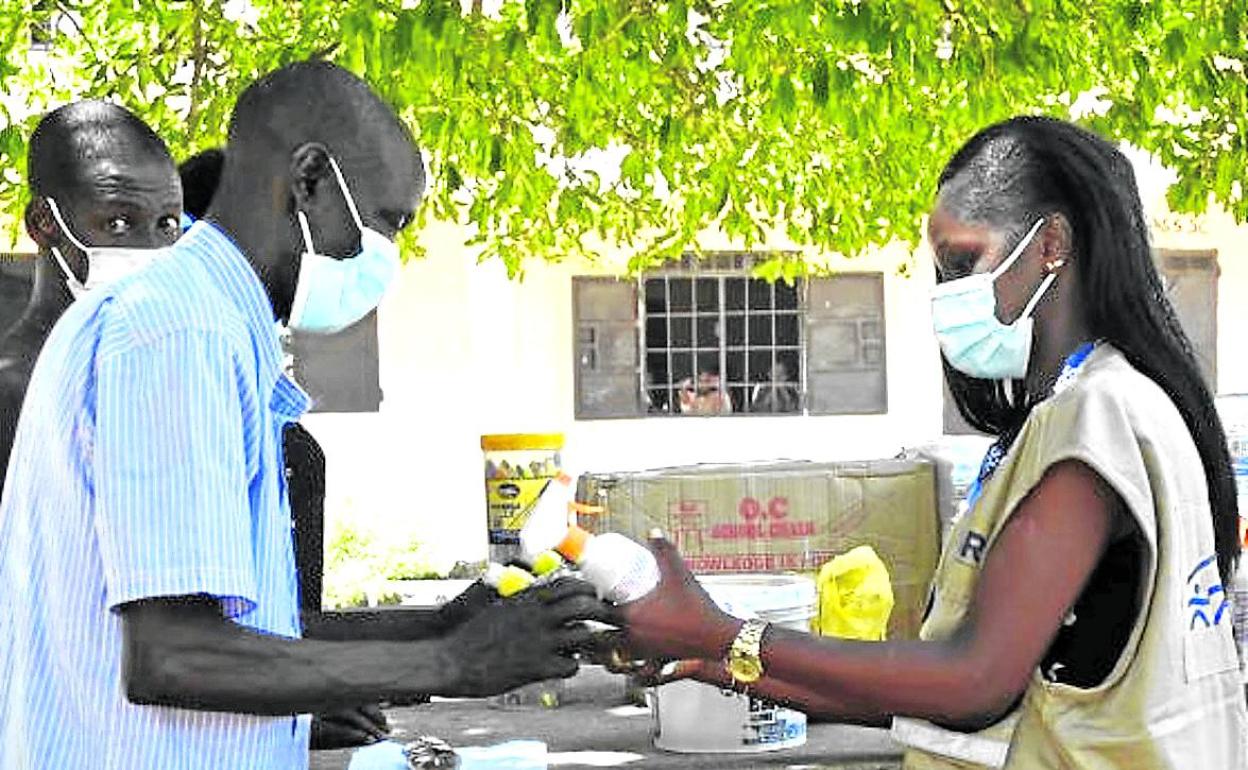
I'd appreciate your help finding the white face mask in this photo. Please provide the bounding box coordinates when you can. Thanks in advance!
[930,218,1059,380]
[45,198,165,299]
[287,156,401,334]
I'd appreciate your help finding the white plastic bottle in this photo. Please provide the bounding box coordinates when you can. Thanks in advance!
[552,525,661,604]
[519,474,574,555]
[519,473,660,603]
[579,531,662,604]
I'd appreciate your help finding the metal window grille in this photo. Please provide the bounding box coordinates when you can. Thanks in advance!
[641,267,804,416]
[573,260,886,420]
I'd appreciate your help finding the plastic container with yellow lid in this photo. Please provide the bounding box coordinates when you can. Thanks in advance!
[481,433,564,565]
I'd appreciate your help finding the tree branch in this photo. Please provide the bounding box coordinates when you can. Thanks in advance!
[54,1,102,61]
[186,0,208,137]
[311,42,340,60]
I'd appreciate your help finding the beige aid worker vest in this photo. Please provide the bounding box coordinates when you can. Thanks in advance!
[894,345,1248,769]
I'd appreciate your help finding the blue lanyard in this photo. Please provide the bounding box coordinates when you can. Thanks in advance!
[962,341,1097,513]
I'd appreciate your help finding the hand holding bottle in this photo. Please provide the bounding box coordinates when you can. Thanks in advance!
[618,534,740,663]
[438,576,613,698]
[518,478,661,605]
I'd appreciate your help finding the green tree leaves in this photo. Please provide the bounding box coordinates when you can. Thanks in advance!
[0,1,1245,270]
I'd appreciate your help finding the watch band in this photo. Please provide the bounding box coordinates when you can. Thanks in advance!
[727,618,769,685]
[733,618,767,656]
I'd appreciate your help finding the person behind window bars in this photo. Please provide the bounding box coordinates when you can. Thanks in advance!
[750,359,800,413]
[678,369,734,414]
[642,366,671,413]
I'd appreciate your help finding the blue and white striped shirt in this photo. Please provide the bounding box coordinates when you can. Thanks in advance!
[0,222,312,769]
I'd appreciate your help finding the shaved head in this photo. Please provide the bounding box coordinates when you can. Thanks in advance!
[225,60,424,196]
[28,100,173,203]
[24,99,181,276]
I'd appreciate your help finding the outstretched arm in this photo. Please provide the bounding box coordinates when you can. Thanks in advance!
[121,578,609,715]
[624,459,1119,728]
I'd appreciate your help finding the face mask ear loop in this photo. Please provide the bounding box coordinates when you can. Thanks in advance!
[326,156,365,232]
[1018,270,1060,321]
[45,198,91,253]
[296,210,316,254]
[49,245,81,287]
[990,218,1046,280]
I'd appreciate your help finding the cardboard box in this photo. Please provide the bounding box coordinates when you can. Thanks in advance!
[905,437,993,539]
[576,458,941,640]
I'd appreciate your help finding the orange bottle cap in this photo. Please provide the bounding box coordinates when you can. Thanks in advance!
[556,524,591,563]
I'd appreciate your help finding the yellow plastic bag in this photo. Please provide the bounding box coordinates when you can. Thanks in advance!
[812,545,894,640]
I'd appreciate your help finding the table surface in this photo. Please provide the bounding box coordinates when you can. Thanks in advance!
[308,667,904,770]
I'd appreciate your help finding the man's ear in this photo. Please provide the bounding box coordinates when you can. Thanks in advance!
[24,198,56,248]
[289,143,334,211]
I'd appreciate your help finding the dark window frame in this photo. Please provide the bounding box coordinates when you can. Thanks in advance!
[1157,248,1218,390]
[573,254,888,420]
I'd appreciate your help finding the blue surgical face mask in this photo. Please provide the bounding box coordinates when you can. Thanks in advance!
[930,218,1059,380]
[287,156,401,334]
[46,198,165,300]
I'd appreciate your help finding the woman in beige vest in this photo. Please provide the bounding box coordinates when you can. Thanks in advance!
[619,116,1247,769]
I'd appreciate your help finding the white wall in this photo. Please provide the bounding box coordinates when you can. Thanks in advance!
[303,222,949,569]
[1152,209,1248,396]
[305,204,1248,572]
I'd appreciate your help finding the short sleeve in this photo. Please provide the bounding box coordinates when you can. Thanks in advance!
[94,329,258,617]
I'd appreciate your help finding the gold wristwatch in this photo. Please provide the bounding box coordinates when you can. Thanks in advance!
[726,618,769,686]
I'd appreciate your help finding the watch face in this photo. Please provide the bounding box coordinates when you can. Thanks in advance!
[729,657,763,684]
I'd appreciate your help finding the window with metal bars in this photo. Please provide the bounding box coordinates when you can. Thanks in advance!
[573,257,887,419]
[642,275,803,415]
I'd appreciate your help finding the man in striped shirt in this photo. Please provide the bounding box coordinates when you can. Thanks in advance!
[0,61,606,769]
[177,145,394,749]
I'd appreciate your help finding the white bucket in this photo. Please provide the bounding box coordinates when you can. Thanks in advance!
[651,573,815,753]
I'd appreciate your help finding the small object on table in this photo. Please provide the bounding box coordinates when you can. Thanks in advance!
[346,741,412,770]
[347,737,547,770]
[529,550,565,578]
[403,736,462,769]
